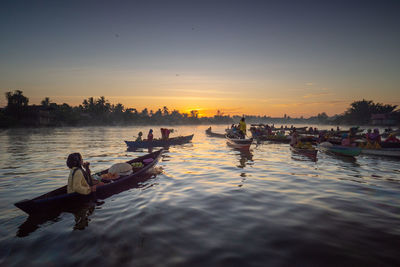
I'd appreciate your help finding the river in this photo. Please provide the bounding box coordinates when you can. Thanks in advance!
[0,125,399,266]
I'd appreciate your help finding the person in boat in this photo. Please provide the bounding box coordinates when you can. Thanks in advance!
[341,133,351,146]
[365,129,372,142]
[384,133,400,143]
[239,117,247,139]
[147,129,154,142]
[290,128,299,147]
[161,128,171,140]
[276,130,285,137]
[136,132,143,142]
[67,153,103,195]
[369,128,381,143]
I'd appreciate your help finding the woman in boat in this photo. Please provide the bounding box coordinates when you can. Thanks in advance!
[147,129,154,142]
[136,132,143,142]
[67,153,103,195]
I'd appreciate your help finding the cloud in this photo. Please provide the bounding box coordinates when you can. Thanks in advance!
[305,82,313,86]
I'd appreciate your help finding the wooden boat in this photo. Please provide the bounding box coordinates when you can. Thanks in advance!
[380,142,400,149]
[125,134,194,148]
[319,142,361,157]
[14,149,164,215]
[205,128,226,138]
[255,135,291,143]
[361,148,400,158]
[290,146,318,160]
[226,137,253,149]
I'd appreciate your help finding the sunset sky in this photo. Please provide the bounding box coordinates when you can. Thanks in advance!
[1,0,399,117]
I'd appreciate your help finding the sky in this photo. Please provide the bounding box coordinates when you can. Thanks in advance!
[1,0,399,117]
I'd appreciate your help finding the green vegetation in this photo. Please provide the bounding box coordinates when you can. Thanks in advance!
[333,99,398,125]
[0,91,233,127]
[1,91,399,127]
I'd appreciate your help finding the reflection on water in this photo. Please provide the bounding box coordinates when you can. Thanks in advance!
[17,203,96,237]
[1,125,400,266]
[16,171,160,237]
[234,148,253,168]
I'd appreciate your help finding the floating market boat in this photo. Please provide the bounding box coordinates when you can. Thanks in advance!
[205,128,226,138]
[319,142,361,157]
[360,148,400,158]
[226,137,253,149]
[125,134,194,148]
[14,149,163,215]
[255,135,291,143]
[290,146,318,159]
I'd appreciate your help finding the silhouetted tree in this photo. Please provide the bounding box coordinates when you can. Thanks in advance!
[41,97,50,107]
[341,99,398,124]
[5,90,29,119]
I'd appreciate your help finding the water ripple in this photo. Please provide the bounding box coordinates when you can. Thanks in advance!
[0,125,400,266]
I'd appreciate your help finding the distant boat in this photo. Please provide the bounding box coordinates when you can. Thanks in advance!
[205,128,226,138]
[125,134,194,149]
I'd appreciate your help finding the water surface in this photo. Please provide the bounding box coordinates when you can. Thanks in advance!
[0,125,399,266]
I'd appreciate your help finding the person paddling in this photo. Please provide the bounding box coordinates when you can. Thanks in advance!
[67,153,103,195]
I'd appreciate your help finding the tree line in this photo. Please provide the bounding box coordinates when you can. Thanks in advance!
[1,91,399,127]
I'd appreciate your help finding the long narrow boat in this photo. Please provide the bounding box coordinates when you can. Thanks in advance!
[226,137,253,149]
[125,134,194,149]
[253,134,291,143]
[361,148,400,158]
[14,149,163,215]
[205,129,226,138]
[319,142,361,157]
[290,146,318,160]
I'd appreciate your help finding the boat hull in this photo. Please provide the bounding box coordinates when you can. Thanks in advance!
[290,146,318,159]
[361,148,400,157]
[125,134,194,148]
[226,137,253,149]
[14,149,163,215]
[320,144,361,157]
[205,130,226,138]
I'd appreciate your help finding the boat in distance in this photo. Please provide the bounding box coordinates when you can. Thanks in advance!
[205,128,226,138]
[125,134,194,148]
[226,136,253,149]
[14,149,163,215]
